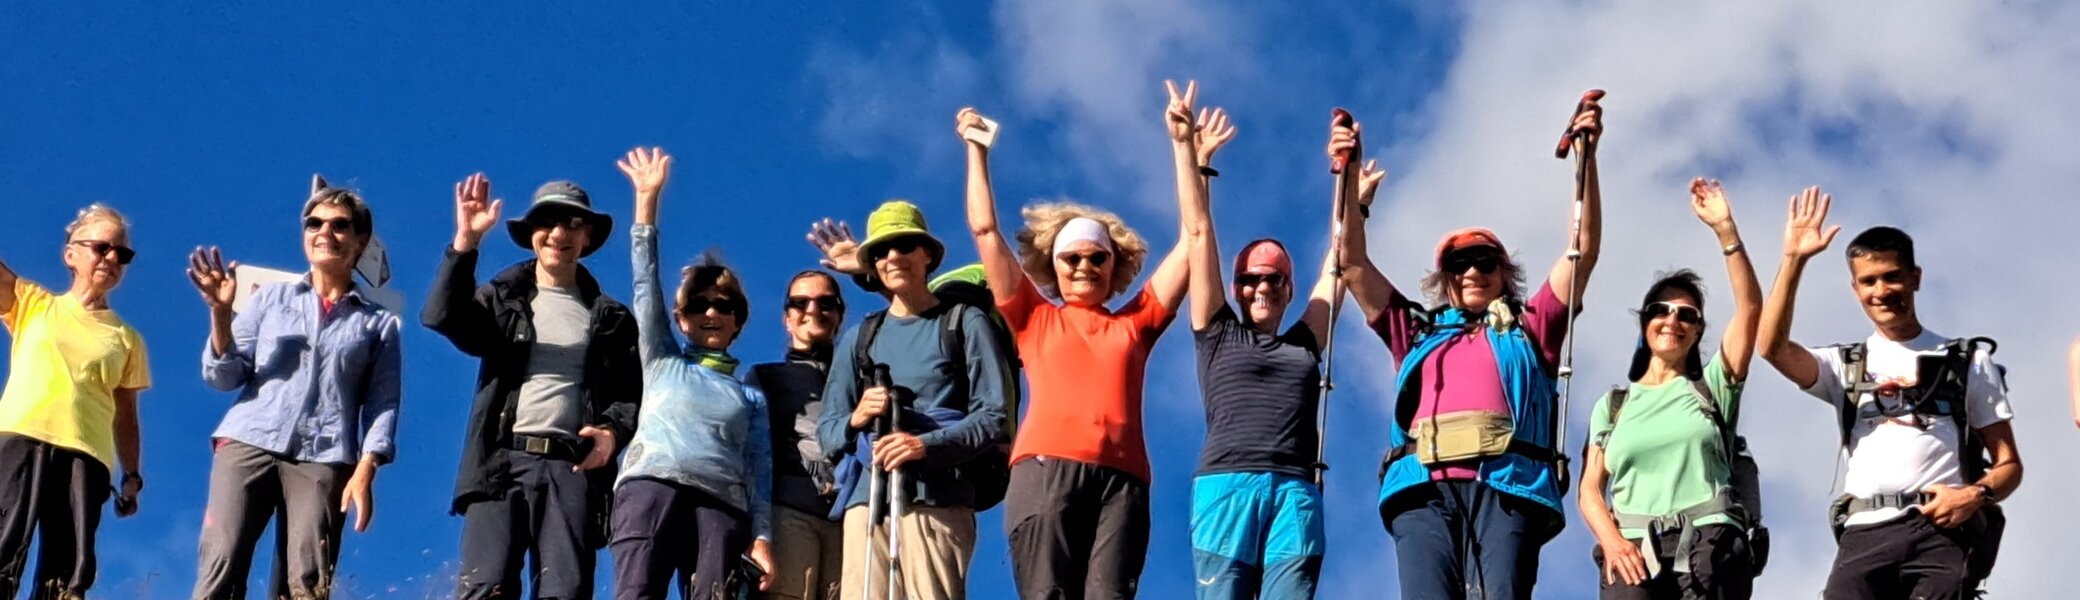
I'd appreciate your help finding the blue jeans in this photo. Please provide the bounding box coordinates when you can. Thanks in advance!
[1189,472,1324,600]
[1382,480,1558,600]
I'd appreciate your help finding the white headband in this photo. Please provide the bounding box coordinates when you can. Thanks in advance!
[1052,217,1115,256]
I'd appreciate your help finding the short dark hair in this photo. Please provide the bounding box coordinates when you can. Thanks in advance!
[677,250,749,330]
[1846,226,1916,268]
[783,269,846,313]
[1637,269,1707,323]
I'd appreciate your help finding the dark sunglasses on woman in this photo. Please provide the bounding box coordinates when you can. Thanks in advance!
[1059,251,1111,269]
[786,294,842,312]
[69,240,136,265]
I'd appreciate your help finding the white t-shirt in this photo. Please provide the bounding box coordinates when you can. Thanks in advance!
[1801,329,2012,526]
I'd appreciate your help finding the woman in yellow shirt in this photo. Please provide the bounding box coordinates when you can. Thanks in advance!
[0,204,151,599]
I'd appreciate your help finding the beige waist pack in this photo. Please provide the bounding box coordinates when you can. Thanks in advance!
[1410,411,1515,465]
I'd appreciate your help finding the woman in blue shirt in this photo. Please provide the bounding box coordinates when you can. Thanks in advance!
[612,147,776,600]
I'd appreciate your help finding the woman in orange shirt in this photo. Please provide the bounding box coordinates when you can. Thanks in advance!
[958,81,1209,599]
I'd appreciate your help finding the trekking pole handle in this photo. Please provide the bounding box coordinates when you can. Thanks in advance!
[1553,89,1605,159]
[1329,108,1355,174]
[871,364,895,434]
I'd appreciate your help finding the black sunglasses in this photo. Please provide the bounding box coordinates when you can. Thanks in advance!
[1441,250,1501,275]
[1641,301,1705,325]
[680,296,740,316]
[877,237,927,258]
[786,294,842,312]
[1059,251,1111,269]
[69,240,136,265]
[529,213,591,231]
[302,216,356,234]
[1236,272,1288,289]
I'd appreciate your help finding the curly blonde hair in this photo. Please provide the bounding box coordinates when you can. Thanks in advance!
[1015,200,1148,300]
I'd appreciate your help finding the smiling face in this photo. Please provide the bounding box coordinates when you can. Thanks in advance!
[63,220,131,294]
[1053,240,1115,307]
[530,211,593,271]
[1440,246,1507,310]
[678,288,743,351]
[872,236,934,294]
[783,274,843,350]
[1235,267,1291,331]
[302,203,364,277]
[1849,250,1921,331]
[1642,289,1705,361]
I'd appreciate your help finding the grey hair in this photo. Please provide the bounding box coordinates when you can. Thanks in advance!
[64,203,131,240]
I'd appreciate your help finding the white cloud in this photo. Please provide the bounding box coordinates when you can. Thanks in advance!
[813,0,2080,596]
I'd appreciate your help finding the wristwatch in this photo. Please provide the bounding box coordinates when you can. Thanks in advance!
[1973,483,1997,504]
[122,471,144,492]
[1722,242,1745,256]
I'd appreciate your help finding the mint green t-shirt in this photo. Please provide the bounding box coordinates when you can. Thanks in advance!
[1589,353,1743,538]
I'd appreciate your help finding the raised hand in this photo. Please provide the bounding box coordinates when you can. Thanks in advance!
[1164,79,1199,143]
[186,246,238,314]
[1358,159,1386,210]
[1569,94,1605,150]
[1690,177,1735,233]
[617,147,673,198]
[453,173,500,253]
[1782,186,1841,260]
[806,218,863,274]
[956,107,992,150]
[1194,107,1237,168]
[1326,117,1363,167]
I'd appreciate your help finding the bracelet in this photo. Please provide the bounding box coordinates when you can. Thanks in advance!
[1198,165,1220,178]
[1722,242,1744,256]
[122,471,143,491]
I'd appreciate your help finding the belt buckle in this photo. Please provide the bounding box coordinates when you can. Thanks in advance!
[524,436,552,455]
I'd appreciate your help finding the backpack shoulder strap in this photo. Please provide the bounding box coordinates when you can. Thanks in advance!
[1836,342,1867,449]
[1593,386,1629,448]
[854,311,889,388]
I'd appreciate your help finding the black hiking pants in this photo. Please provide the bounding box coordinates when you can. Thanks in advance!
[1823,511,1974,600]
[0,433,109,600]
[1003,457,1150,600]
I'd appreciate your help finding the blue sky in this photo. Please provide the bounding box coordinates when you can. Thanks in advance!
[7,1,2080,598]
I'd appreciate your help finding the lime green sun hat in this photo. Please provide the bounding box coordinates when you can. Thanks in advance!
[856,199,945,273]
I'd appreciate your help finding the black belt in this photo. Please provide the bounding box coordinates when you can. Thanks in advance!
[510,434,587,462]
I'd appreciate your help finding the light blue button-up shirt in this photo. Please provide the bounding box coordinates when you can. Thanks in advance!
[201,278,403,465]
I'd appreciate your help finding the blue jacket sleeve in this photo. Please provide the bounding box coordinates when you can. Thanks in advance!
[743,385,775,541]
[358,311,404,464]
[818,325,863,463]
[201,286,267,392]
[629,224,681,369]
[913,306,1010,468]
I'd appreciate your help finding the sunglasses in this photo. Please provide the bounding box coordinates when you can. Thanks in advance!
[679,296,741,317]
[303,216,356,234]
[877,237,927,258]
[529,213,591,231]
[69,240,136,265]
[1058,251,1111,269]
[1440,250,1501,275]
[786,294,842,312]
[1236,272,1288,289]
[1641,301,1705,325]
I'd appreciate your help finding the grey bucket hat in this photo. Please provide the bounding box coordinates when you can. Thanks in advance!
[506,180,613,257]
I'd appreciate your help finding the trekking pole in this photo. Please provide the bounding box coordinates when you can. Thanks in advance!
[874,365,904,600]
[858,365,893,599]
[1550,89,1604,495]
[1313,108,1356,489]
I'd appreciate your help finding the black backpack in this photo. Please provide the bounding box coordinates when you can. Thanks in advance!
[1832,337,2004,591]
[1600,379,1770,574]
[850,268,1020,511]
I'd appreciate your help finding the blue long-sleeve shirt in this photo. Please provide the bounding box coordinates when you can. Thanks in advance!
[201,279,403,465]
[621,224,774,540]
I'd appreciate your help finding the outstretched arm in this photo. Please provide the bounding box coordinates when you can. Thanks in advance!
[1185,106,1234,331]
[620,147,683,365]
[0,257,16,317]
[1548,98,1604,307]
[959,108,1029,305]
[1690,179,1762,380]
[1145,80,1203,313]
[1300,156,1365,342]
[422,173,502,357]
[1755,187,1840,389]
[1331,117,1402,321]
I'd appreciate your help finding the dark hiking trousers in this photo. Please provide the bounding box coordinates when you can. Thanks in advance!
[1592,523,1754,600]
[456,450,597,600]
[609,477,751,600]
[1382,480,1558,600]
[0,433,110,600]
[192,440,351,600]
[1823,511,1975,600]
[1003,457,1150,600]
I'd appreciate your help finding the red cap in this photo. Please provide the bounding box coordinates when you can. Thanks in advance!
[1434,227,1507,269]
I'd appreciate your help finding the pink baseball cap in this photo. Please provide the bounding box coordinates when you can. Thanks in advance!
[1434,227,1507,269]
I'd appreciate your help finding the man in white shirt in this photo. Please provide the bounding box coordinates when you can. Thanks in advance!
[1754,188,2022,600]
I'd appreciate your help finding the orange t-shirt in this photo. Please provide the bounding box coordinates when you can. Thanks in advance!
[999,280,1173,482]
